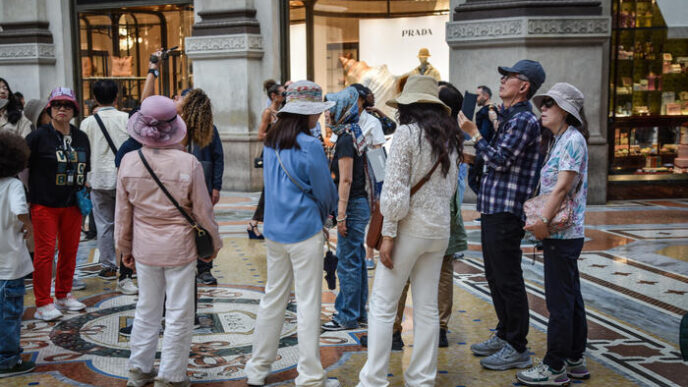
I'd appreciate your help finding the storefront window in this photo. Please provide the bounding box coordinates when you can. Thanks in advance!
[289,0,450,117]
[609,0,688,188]
[77,4,193,116]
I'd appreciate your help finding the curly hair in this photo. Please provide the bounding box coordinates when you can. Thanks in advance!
[181,88,214,149]
[397,103,463,177]
[0,78,24,125]
[0,131,30,178]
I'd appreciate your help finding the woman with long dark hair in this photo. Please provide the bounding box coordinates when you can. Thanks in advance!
[0,78,31,137]
[248,83,286,239]
[245,81,338,386]
[517,82,590,387]
[358,76,461,386]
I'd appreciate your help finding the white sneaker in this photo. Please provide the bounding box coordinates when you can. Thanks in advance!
[117,278,138,295]
[325,379,341,387]
[34,304,63,321]
[55,293,86,311]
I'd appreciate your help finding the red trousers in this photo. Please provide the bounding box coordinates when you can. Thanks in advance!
[31,204,82,307]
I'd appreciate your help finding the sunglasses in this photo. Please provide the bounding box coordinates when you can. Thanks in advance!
[51,101,75,110]
[500,73,528,82]
[540,98,556,109]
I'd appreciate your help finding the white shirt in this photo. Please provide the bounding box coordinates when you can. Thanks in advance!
[359,110,386,147]
[0,177,33,280]
[80,107,130,190]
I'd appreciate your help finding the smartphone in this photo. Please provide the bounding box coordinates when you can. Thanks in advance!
[461,91,478,121]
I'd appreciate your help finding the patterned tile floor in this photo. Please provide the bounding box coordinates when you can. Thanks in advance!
[5,193,688,386]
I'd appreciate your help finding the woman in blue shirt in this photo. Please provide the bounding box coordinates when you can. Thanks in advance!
[245,81,338,387]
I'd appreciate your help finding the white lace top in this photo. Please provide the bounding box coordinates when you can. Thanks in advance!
[381,123,458,239]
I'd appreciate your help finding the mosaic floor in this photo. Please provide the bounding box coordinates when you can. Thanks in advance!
[5,193,688,386]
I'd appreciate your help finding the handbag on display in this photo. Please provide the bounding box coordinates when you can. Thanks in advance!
[138,150,214,259]
[366,158,441,250]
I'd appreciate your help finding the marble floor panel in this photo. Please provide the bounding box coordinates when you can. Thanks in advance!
[4,194,688,386]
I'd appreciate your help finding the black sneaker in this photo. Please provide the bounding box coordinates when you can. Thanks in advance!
[322,320,356,331]
[196,271,217,285]
[0,360,36,378]
[119,325,132,337]
[439,329,449,348]
[392,331,404,351]
[98,268,117,280]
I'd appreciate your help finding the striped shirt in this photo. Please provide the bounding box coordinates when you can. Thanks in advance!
[474,101,541,220]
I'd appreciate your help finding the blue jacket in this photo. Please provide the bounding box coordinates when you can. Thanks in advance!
[188,126,224,193]
[263,132,338,244]
[115,137,142,168]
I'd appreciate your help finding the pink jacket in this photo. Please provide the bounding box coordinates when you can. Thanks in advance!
[115,146,222,267]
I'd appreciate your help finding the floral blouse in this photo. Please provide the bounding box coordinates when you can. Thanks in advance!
[539,127,588,239]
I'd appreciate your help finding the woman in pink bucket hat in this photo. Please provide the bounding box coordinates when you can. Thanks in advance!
[115,95,222,387]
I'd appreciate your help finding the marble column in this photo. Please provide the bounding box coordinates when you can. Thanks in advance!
[187,0,280,191]
[447,0,611,204]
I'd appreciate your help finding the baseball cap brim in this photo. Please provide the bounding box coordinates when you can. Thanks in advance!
[498,66,519,76]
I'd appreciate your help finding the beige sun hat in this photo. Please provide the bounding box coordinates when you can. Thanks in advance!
[533,82,585,125]
[418,48,431,58]
[386,75,450,114]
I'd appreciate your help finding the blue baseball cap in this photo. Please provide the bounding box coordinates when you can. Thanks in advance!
[498,60,546,96]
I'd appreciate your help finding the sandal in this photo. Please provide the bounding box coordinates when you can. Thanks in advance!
[247,222,265,240]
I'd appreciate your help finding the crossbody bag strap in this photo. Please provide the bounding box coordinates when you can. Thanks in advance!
[410,158,441,196]
[137,149,198,228]
[94,114,119,156]
[274,148,314,199]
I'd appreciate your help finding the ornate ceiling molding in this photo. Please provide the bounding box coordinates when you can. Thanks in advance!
[185,34,264,60]
[446,16,610,47]
[0,43,56,64]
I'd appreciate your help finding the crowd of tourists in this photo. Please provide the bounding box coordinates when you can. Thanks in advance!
[0,49,590,387]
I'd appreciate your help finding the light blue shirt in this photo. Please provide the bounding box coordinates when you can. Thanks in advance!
[263,132,338,244]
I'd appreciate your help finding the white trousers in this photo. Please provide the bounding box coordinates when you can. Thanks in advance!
[358,234,448,387]
[245,232,326,387]
[128,261,196,382]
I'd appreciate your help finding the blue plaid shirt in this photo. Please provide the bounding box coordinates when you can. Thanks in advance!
[474,101,541,220]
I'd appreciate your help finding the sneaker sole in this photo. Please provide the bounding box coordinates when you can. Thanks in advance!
[567,372,590,380]
[0,364,36,378]
[470,347,503,356]
[117,287,138,295]
[480,359,533,370]
[55,305,86,312]
[33,312,62,321]
[515,377,571,387]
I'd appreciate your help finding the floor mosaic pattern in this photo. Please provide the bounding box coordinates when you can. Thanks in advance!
[4,193,688,386]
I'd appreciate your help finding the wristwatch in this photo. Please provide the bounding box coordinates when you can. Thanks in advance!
[538,215,549,225]
[471,133,483,143]
[148,68,159,78]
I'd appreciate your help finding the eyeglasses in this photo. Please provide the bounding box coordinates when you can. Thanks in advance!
[540,98,556,109]
[51,102,75,110]
[500,73,529,83]
[281,91,287,97]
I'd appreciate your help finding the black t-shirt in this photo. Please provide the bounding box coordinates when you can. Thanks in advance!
[26,124,91,208]
[331,132,367,199]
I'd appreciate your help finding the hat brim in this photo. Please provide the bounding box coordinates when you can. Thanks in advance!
[48,96,80,113]
[533,93,584,126]
[386,93,451,114]
[278,100,336,116]
[127,111,187,147]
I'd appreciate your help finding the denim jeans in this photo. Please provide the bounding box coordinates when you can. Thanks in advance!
[0,278,26,369]
[334,196,370,327]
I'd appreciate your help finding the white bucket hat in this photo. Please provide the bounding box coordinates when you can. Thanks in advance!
[533,82,585,125]
[278,80,335,115]
[386,75,450,114]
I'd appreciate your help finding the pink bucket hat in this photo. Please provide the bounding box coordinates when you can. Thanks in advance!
[127,96,186,147]
[47,87,79,113]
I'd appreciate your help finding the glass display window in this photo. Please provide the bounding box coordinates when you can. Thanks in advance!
[609,0,688,185]
[77,4,193,117]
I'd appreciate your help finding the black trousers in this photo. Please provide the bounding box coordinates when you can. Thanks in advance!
[481,212,529,353]
[542,238,587,370]
[251,188,265,222]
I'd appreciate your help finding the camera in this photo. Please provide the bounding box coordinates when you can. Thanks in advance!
[150,46,179,64]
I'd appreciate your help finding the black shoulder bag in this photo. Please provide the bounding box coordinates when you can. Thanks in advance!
[94,113,119,156]
[137,150,214,259]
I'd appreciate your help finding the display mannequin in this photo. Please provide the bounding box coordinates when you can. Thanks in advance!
[408,48,441,81]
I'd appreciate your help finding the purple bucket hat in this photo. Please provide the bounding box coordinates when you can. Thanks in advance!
[127,95,186,147]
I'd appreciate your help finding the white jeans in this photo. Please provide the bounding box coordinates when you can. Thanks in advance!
[245,232,326,387]
[128,261,196,382]
[358,234,448,387]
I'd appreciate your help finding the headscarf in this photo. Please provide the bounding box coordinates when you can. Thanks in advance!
[325,87,367,156]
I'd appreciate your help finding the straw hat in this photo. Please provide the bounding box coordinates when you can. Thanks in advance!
[278,80,335,115]
[127,95,186,147]
[418,48,431,58]
[533,82,585,125]
[386,75,450,114]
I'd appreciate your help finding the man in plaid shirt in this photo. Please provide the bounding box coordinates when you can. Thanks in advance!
[459,59,545,371]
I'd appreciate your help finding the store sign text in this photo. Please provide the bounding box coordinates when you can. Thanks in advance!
[401,28,433,38]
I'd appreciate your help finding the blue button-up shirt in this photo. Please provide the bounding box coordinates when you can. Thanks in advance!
[474,101,541,220]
